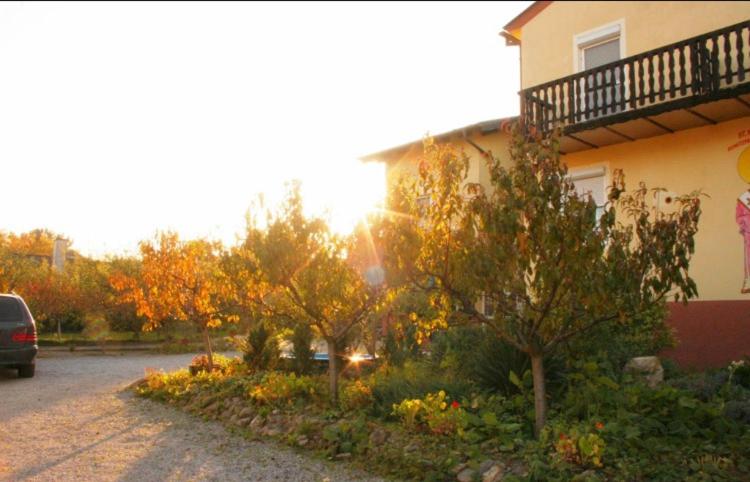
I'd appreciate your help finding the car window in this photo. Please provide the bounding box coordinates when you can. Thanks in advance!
[0,297,23,322]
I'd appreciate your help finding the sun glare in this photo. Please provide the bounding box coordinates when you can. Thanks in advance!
[299,160,386,236]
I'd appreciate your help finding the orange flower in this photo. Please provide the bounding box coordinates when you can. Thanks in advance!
[595,422,604,430]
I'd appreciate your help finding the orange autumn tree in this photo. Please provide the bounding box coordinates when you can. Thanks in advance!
[111,232,237,369]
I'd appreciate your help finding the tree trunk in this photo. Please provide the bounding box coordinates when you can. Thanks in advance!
[326,337,339,405]
[530,352,547,437]
[57,319,62,342]
[203,325,214,372]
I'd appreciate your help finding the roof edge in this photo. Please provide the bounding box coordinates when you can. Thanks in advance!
[360,116,519,163]
[502,1,552,33]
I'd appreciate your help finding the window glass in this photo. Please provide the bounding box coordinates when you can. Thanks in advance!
[583,37,620,69]
[0,297,22,322]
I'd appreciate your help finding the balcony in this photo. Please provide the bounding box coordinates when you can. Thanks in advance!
[521,20,750,153]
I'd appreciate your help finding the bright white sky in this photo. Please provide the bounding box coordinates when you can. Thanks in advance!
[0,1,529,258]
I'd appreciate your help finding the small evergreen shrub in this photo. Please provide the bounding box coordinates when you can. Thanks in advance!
[242,321,280,371]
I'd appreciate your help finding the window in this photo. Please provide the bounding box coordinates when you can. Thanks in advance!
[575,21,624,118]
[0,297,22,322]
[568,166,607,220]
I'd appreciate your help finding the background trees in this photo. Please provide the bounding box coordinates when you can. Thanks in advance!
[111,232,237,369]
[384,129,703,434]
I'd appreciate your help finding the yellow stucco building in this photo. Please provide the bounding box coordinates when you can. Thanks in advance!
[364,1,750,368]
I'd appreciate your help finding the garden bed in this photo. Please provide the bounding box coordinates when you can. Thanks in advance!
[134,354,750,481]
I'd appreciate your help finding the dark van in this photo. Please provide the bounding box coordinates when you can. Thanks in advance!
[0,294,37,378]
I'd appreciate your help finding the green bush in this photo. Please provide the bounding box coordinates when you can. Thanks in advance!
[564,300,673,369]
[731,358,750,389]
[242,321,280,371]
[368,360,474,418]
[392,390,469,437]
[341,379,374,412]
[429,325,565,397]
[248,371,323,407]
[289,324,315,375]
[381,322,421,368]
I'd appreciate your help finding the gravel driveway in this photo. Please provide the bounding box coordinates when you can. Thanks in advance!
[0,352,384,482]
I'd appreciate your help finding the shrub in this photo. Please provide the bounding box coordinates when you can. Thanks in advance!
[190,353,238,375]
[290,324,315,375]
[242,321,280,371]
[341,379,374,412]
[368,360,474,417]
[381,322,421,368]
[429,325,565,397]
[564,300,673,369]
[392,390,468,437]
[730,358,750,389]
[551,422,606,469]
[248,371,322,407]
[724,398,750,424]
[321,416,370,456]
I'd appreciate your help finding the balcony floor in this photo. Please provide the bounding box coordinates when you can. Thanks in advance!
[560,93,750,154]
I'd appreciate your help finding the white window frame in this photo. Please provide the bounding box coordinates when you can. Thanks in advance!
[567,164,609,219]
[573,20,626,73]
[573,20,627,119]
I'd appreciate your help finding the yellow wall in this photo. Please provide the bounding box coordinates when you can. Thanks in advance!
[383,131,513,197]
[380,114,750,302]
[564,116,750,301]
[520,1,750,89]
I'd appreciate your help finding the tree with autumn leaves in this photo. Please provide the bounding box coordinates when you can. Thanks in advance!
[111,232,238,370]
[231,185,386,403]
[383,128,703,435]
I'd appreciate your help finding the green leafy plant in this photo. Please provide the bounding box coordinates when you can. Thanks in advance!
[248,371,322,407]
[341,379,374,412]
[393,390,468,437]
[553,425,606,468]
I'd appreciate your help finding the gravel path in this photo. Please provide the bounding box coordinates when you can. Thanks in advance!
[0,353,384,482]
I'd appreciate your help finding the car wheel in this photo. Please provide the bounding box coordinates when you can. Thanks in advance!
[18,364,35,378]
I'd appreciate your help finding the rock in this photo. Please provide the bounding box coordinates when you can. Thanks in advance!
[478,460,495,475]
[239,407,254,419]
[334,453,351,460]
[369,428,389,446]
[624,356,664,388]
[204,401,221,415]
[403,442,419,454]
[249,415,265,431]
[456,467,475,482]
[263,427,282,437]
[238,417,253,427]
[297,435,309,446]
[452,463,469,475]
[508,460,528,477]
[482,464,504,482]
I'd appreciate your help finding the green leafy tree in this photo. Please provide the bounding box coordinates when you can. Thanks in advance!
[236,184,385,403]
[384,128,702,435]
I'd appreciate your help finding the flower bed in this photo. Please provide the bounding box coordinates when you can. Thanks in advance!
[134,356,750,481]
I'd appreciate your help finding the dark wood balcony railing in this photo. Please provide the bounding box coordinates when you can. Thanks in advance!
[522,20,750,135]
